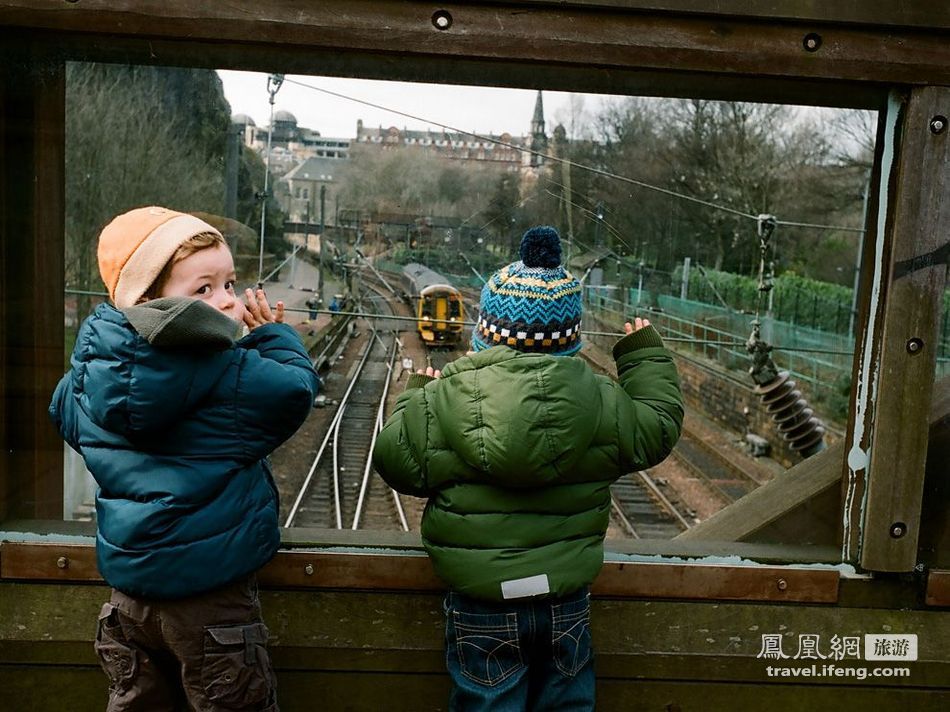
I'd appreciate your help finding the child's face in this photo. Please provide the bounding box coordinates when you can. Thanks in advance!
[159,243,246,323]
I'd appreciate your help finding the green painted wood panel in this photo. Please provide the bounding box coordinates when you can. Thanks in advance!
[2,582,947,705]
[2,667,945,711]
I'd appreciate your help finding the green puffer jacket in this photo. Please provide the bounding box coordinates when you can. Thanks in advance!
[372,325,683,601]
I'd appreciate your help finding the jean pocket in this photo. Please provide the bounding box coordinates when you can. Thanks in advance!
[201,622,275,707]
[450,610,523,686]
[551,595,592,677]
[94,603,138,692]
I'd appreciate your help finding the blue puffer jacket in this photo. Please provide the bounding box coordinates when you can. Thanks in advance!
[49,301,319,599]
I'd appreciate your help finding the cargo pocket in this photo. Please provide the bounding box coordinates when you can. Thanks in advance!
[95,603,138,693]
[450,610,523,686]
[201,622,275,707]
[551,594,592,677]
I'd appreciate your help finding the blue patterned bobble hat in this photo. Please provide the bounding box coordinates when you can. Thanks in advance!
[472,226,583,356]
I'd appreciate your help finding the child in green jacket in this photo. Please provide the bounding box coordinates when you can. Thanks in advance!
[373,226,683,711]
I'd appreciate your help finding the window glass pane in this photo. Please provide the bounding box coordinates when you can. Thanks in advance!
[53,63,875,565]
[923,290,950,568]
[61,62,274,519]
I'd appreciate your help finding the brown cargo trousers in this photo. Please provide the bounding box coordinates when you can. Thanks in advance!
[94,575,278,711]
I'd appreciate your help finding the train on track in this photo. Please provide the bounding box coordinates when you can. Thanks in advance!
[401,263,466,347]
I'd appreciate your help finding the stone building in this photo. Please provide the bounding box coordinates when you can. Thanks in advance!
[236,109,351,177]
[233,90,554,225]
[282,156,341,226]
[351,90,550,175]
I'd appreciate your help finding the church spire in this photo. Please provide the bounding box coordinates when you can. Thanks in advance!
[532,90,545,134]
[530,90,547,167]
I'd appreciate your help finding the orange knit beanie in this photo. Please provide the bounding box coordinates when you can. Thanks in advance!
[97,206,223,308]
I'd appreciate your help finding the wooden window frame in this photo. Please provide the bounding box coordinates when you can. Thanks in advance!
[1,1,947,603]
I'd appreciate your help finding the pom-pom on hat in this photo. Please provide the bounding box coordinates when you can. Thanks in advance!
[472,226,582,356]
[97,206,224,308]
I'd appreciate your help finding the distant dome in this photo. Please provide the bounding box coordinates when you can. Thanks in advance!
[231,113,256,126]
[273,109,297,124]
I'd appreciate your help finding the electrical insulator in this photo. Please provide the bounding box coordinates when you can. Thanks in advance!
[754,370,826,457]
[746,216,825,459]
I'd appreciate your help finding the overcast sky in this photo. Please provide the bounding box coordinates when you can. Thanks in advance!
[217,70,614,140]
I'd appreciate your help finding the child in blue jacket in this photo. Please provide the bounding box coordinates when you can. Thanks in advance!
[50,206,319,711]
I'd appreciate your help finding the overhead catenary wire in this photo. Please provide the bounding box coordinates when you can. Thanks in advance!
[543,187,635,256]
[280,306,859,354]
[272,79,867,363]
[60,290,855,355]
[472,191,538,235]
[693,262,734,311]
[59,83,869,384]
[281,77,866,235]
[510,191,627,264]
[260,242,304,285]
[283,78,756,221]
[774,218,865,234]
[454,189,536,235]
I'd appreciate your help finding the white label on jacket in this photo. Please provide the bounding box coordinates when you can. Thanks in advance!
[501,574,550,599]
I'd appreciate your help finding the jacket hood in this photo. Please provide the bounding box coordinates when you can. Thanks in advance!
[71,302,235,437]
[432,347,602,485]
[122,297,241,348]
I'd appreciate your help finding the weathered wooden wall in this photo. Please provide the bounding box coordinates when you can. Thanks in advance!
[1,581,947,711]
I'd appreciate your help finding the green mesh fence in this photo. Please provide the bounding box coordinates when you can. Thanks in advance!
[583,287,856,420]
[377,251,949,398]
[638,264,950,378]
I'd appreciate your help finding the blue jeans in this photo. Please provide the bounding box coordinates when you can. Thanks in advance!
[443,587,595,711]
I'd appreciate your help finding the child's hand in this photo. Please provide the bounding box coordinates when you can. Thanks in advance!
[624,317,651,335]
[416,366,441,379]
[244,288,285,330]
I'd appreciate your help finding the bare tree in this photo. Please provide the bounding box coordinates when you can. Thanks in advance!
[825,108,877,168]
[65,63,230,318]
[336,145,500,221]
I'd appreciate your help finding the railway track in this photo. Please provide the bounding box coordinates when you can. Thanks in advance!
[671,429,767,505]
[579,347,769,513]
[306,261,758,538]
[610,471,692,539]
[389,277,695,538]
[309,311,356,371]
[284,292,409,531]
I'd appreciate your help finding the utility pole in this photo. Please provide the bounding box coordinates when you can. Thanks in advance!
[594,201,604,247]
[305,198,312,253]
[318,183,326,306]
[561,139,574,262]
